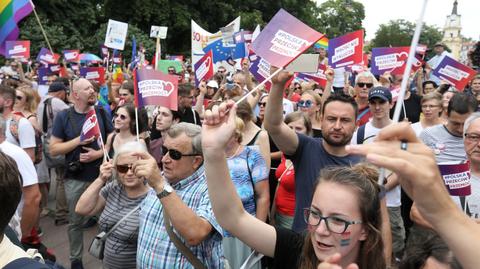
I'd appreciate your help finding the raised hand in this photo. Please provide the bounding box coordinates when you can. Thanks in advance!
[317,253,359,269]
[99,160,114,182]
[202,100,237,151]
[132,151,164,190]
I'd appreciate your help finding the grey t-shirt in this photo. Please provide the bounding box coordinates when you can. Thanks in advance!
[99,182,148,269]
[420,124,467,163]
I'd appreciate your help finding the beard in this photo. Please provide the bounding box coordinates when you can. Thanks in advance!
[323,132,353,147]
[87,99,97,106]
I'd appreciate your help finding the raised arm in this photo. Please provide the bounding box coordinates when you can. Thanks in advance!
[203,101,277,257]
[263,68,298,156]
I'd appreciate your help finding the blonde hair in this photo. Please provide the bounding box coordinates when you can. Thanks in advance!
[16,85,39,113]
[234,116,245,143]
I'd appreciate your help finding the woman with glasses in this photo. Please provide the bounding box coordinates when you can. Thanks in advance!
[411,92,445,136]
[13,85,41,132]
[76,141,150,269]
[105,103,147,159]
[201,102,385,269]
[298,90,323,138]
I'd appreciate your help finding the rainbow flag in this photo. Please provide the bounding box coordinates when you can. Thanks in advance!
[314,36,329,50]
[0,0,33,56]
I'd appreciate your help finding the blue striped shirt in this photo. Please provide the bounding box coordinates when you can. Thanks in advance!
[137,166,224,269]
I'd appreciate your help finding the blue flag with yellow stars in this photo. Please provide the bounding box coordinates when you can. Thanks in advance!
[202,39,246,63]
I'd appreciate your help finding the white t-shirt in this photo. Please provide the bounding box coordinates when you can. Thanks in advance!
[452,173,480,218]
[0,236,29,268]
[411,122,424,137]
[0,141,38,239]
[5,116,36,149]
[351,121,401,207]
[282,98,294,118]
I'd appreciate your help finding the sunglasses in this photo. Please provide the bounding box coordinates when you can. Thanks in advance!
[168,70,175,73]
[259,102,267,107]
[357,82,373,88]
[298,100,313,108]
[16,96,24,101]
[116,163,133,174]
[113,113,127,120]
[162,146,201,160]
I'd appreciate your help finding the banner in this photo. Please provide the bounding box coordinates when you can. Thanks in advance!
[150,26,168,39]
[156,60,183,74]
[249,50,272,91]
[37,67,49,85]
[36,47,60,65]
[194,50,214,87]
[202,39,246,63]
[328,30,364,68]
[167,55,184,62]
[438,162,471,196]
[47,64,61,74]
[5,40,30,59]
[105,19,129,50]
[432,56,476,91]
[80,109,101,142]
[252,9,323,68]
[63,49,80,62]
[370,47,422,75]
[295,64,328,88]
[134,69,178,110]
[80,67,106,85]
[191,17,241,66]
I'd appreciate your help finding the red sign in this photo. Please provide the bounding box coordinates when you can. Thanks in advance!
[134,69,178,111]
[80,67,106,85]
[328,30,364,68]
[194,50,214,87]
[63,50,80,62]
[5,40,30,59]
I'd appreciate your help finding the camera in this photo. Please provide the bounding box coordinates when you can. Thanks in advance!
[67,161,84,173]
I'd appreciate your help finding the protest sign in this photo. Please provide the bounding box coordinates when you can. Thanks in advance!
[191,17,240,66]
[156,60,183,74]
[150,26,168,39]
[202,39,246,63]
[36,48,60,65]
[328,30,364,69]
[285,54,320,73]
[80,67,106,85]
[194,50,214,87]
[167,55,184,62]
[371,47,423,75]
[249,51,272,91]
[63,49,80,62]
[37,67,49,85]
[295,64,328,88]
[47,64,61,74]
[100,45,109,58]
[80,109,101,143]
[134,69,178,110]
[5,41,30,59]
[105,19,129,50]
[432,55,476,90]
[252,9,323,68]
[438,162,471,196]
[234,31,253,44]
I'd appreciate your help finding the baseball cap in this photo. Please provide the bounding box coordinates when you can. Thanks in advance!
[207,80,219,88]
[48,82,68,93]
[368,86,392,102]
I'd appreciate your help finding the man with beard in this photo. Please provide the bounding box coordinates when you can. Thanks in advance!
[264,70,361,232]
[49,78,113,269]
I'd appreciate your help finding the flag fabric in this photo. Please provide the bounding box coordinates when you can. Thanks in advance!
[37,67,49,85]
[438,162,471,196]
[80,67,106,85]
[194,50,214,87]
[202,39,246,63]
[112,67,124,84]
[295,64,328,88]
[5,40,29,59]
[134,68,178,110]
[80,109,101,143]
[328,30,364,69]
[47,64,61,74]
[63,49,80,62]
[98,85,112,114]
[167,55,184,62]
[248,49,272,91]
[370,47,423,75]
[36,47,60,65]
[112,49,122,65]
[314,36,329,50]
[0,0,33,56]
[432,55,477,91]
[251,9,324,69]
[233,30,252,44]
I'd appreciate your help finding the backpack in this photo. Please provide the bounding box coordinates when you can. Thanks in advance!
[42,98,65,168]
[10,114,43,164]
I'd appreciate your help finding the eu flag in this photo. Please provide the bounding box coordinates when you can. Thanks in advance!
[202,39,246,63]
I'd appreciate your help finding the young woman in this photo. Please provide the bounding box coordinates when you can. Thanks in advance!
[410,92,445,136]
[13,86,41,132]
[201,101,385,269]
[76,141,150,269]
[105,104,147,159]
[298,90,322,137]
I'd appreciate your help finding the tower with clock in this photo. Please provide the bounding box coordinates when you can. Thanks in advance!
[442,0,462,60]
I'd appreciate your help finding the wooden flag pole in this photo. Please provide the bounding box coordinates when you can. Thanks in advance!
[235,67,283,105]
[155,37,160,70]
[29,0,54,53]
[135,107,140,142]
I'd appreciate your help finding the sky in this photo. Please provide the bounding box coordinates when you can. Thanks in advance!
[315,0,479,41]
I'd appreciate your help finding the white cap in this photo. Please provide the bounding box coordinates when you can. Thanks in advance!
[207,80,219,88]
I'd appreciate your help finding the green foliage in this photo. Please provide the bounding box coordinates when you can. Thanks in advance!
[316,0,365,38]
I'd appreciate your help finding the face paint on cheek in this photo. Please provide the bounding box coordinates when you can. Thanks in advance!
[340,231,351,247]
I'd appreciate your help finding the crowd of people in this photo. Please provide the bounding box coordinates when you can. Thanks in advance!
[0,40,480,269]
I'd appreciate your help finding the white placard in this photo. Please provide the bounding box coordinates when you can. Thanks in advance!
[150,26,168,39]
[285,54,320,73]
[104,19,129,50]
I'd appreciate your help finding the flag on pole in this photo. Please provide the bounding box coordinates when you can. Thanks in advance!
[328,30,364,68]
[370,47,423,75]
[0,0,34,55]
[134,69,178,110]
[432,55,477,91]
[251,9,324,68]
[314,36,329,50]
[63,49,80,62]
[5,40,30,59]
[194,50,214,87]
[202,39,246,63]
[80,109,101,143]
[438,162,471,196]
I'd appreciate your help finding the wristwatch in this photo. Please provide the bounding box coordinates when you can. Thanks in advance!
[156,182,173,199]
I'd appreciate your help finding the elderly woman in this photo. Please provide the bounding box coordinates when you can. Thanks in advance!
[76,141,150,269]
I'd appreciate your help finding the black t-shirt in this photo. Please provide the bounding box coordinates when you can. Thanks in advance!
[390,92,422,123]
[178,107,201,126]
[52,106,113,181]
[273,226,304,269]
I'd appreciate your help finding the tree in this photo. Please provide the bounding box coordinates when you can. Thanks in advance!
[316,0,365,38]
[369,19,443,55]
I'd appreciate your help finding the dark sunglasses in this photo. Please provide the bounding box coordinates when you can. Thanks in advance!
[168,69,175,73]
[259,102,267,107]
[116,163,133,174]
[298,100,313,108]
[357,82,373,88]
[16,96,24,101]
[162,146,201,160]
[113,113,127,120]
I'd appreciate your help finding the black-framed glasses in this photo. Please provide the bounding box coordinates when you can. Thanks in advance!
[357,82,373,88]
[116,164,133,174]
[465,133,480,143]
[162,146,201,160]
[298,100,313,108]
[303,208,362,234]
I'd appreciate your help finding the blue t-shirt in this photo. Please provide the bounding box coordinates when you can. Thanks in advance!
[51,106,113,181]
[288,134,362,232]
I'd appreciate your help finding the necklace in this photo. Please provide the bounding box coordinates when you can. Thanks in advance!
[226,144,242,159]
